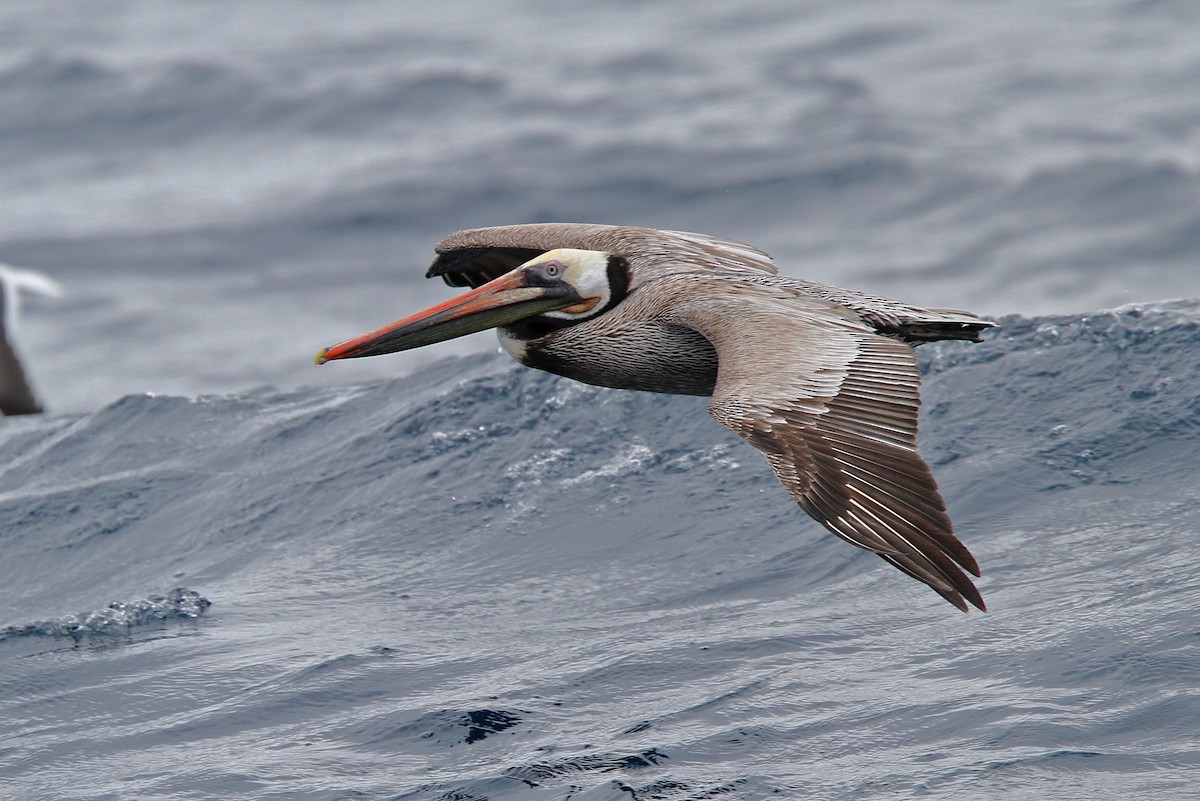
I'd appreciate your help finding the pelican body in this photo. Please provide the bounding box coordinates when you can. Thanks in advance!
[318,224,994,612]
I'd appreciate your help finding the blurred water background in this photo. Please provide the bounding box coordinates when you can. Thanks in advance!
[3,0,1199,411]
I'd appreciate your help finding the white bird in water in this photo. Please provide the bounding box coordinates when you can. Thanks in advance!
[317,224,994,612]
[0,262,62,416]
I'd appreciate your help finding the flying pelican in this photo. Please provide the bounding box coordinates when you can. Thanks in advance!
[1,262,61,416]
[317,224,994,612]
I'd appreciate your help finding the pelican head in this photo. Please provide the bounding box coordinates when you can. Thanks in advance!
[316,249,625,364]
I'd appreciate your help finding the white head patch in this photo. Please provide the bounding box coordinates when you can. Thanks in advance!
[527,249,613,321]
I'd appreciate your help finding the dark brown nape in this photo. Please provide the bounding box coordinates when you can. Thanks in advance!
[425,247,548,288]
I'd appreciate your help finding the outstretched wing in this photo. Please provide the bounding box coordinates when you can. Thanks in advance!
[663,277,984,612]
[427,224,778,288]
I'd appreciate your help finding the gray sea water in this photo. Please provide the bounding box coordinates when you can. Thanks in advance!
[2,2,1199,799]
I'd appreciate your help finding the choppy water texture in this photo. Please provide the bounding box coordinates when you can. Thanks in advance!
[2,2,1200,800]
[3,302,1200,800]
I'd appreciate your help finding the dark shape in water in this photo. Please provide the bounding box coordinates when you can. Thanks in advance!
[463,709,522,744]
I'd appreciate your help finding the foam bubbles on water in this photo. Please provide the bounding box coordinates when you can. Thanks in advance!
[562,442,656,486]
[0,588,211,643]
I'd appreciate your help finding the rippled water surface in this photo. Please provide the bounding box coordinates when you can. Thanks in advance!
[4,303,1199,800]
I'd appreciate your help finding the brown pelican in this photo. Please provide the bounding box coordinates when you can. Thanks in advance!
[1,262,60,416]
[317,224,994,612]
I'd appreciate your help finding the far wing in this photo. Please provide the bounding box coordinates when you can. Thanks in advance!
[427,224,778,288]
[664,279,984,612]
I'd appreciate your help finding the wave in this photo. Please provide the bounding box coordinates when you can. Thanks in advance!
[0,588,210,643]
[2,300,1198,799]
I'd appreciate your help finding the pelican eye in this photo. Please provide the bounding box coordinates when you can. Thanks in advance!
[542,260,563,278]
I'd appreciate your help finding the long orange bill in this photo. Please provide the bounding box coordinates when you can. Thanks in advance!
[316,270,580,364]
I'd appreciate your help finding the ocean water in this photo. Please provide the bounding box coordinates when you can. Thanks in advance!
[2,0,1199,412]
[3,301,1200,800]
[2,1,1200,799]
